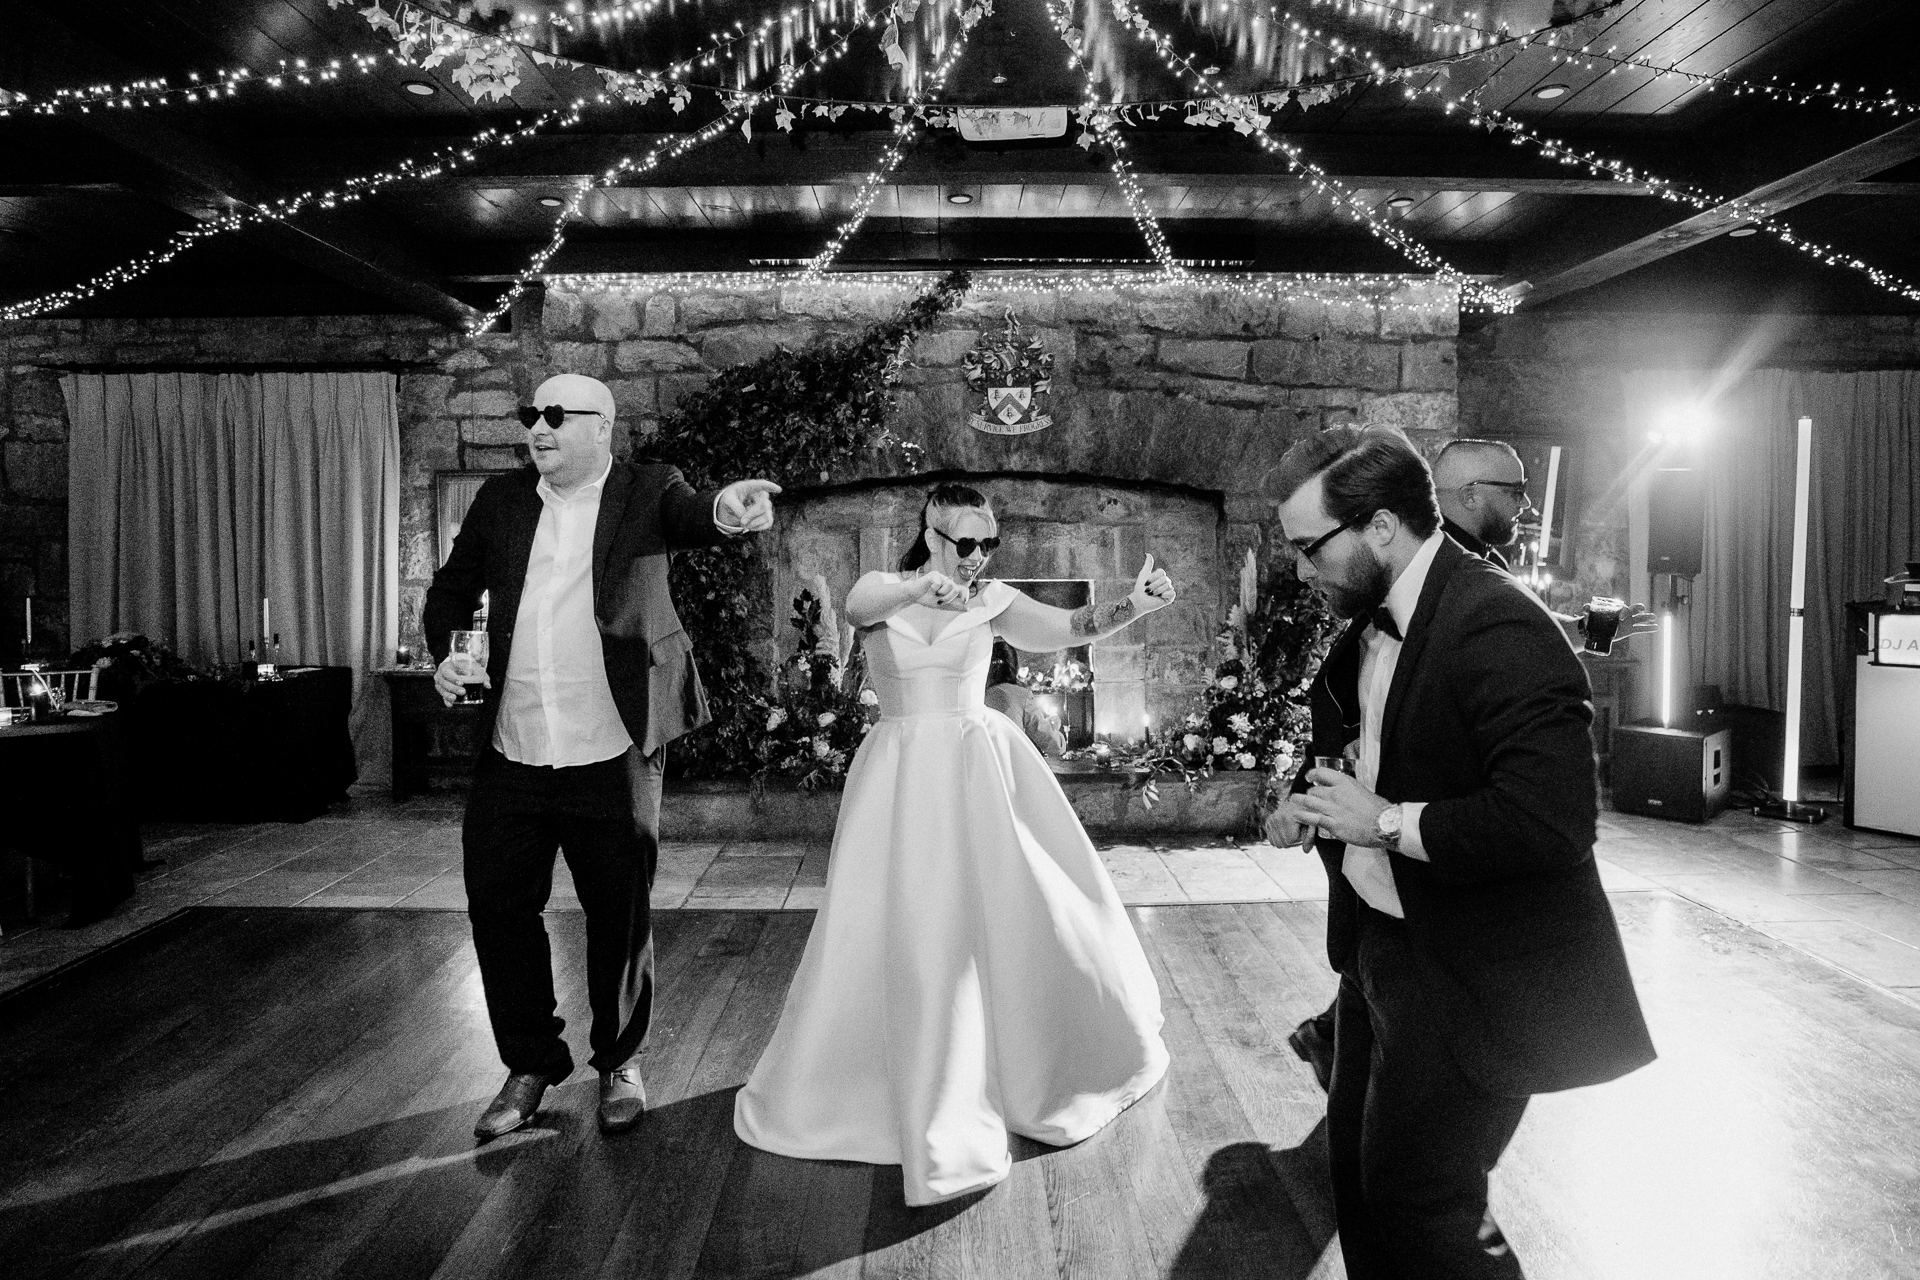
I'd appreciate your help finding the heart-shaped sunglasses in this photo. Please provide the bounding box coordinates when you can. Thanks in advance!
[933,528,1001,558]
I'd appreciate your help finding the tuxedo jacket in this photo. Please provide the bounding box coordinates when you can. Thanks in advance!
[424,461,728,757]
[1296,535,1655,1097]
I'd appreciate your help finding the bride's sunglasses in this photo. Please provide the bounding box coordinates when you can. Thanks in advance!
[517,404,604,429]
[932,528,1001,558]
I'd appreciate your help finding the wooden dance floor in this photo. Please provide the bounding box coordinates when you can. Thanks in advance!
[4,898,1919,1280]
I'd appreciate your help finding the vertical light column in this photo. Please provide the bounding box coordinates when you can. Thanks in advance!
[1781,415,1814,805]
[1660,597,1674,728]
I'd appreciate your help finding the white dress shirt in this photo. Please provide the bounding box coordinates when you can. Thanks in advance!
[493,456,634,768]
[1342,531,1440,918]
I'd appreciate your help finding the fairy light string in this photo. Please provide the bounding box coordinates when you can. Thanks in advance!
[550,266,1460,313]
[1279,25,1920,306]
[1041,0,1186,278]
[1292,0,1920,118]
[468,0,903,333]
[1107,0,1506,308]
[0,106,589,322]
[0,2,877,321]
[799,2,981,280]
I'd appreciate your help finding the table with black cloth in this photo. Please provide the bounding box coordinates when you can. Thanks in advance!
[0,713,143,926]
[132,667,358,822]
[382,668,486,800]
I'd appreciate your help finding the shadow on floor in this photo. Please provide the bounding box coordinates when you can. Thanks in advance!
[1168,1125,1340,1279]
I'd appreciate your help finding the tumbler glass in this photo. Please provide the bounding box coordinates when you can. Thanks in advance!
[449,630,490,705]
[1583,598,1627,656]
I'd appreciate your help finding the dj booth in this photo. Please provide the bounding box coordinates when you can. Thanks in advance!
[1846,604,1920,838]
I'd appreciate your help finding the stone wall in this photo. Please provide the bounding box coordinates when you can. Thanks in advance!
[1,272,1459,778]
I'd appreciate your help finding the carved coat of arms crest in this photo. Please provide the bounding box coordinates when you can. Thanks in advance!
[963,310,1054,435]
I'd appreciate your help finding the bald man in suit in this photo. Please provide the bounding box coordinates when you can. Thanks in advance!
[426,373,780,1140]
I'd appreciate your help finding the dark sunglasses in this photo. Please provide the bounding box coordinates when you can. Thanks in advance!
[517,404,603,429]
[1293,516,1366,563]
[933,528,1001,558]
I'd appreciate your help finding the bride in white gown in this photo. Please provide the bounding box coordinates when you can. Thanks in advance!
[733,483,1175,1206]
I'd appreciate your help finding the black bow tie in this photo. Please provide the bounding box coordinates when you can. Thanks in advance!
[1370,606,1402,641]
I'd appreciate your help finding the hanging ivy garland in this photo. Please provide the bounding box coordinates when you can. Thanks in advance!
[650,269,972,777]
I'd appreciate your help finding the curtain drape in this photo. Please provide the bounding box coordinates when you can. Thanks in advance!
[1622,368,1920,766]
[64,371,400,782]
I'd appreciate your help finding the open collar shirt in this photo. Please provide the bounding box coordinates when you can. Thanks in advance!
[493,455,634,769]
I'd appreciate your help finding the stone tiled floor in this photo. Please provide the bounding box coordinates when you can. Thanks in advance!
[6,790,1920,1010]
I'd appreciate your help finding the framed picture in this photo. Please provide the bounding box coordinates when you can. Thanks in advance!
[434,470,513,569]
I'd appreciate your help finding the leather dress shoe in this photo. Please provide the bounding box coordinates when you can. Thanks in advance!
[474,1070,560,1141]
[1288,1014,1336,1093]
[598,1061,647,1133]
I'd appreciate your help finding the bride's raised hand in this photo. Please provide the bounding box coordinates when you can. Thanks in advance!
[1127,555,1176,615]
[909,571,968,611]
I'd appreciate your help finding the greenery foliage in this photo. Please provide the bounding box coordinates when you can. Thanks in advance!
[752,589,881,791]
[1060,566,1338,811]
[653,270,971,778]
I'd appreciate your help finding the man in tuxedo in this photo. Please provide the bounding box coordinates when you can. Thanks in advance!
[1285,435,1655,1089]
[426,373,779,1141]
[1264,426,1654,1278]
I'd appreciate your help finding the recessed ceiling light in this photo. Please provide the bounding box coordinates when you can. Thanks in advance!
[1386,196,1416,210]
[1728,226,1759,238]
[402,80,436,97]
[1532,83,1570,100]
[538,196,566,208]
[992,74,1008,84]
[947,192,974,205]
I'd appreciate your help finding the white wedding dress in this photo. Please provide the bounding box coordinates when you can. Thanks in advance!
[733,578,1169,1205]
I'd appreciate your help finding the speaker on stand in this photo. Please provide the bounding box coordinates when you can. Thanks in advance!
[1612,465,1732,822]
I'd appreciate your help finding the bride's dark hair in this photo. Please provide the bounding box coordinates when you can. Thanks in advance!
[898,483,993,572]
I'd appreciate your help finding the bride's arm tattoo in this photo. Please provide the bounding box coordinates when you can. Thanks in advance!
[1069,597,1135,638]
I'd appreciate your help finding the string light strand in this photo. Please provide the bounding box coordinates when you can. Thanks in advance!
[467,0,902,333]
[1107,0,1508,308]
[799,3,982,280]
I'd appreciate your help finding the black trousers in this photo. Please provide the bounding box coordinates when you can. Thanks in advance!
[1328,905,1530,1280]
[463,746,662,1078]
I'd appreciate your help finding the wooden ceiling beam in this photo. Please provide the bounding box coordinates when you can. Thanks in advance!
[1504,117,1920,308]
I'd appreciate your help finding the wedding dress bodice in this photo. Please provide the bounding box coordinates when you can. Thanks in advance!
[862,579,1015,720]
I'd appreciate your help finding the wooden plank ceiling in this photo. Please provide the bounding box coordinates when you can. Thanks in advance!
[1,0,1917,319]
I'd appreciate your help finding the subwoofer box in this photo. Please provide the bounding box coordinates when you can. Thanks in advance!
[1609,722,1732,824]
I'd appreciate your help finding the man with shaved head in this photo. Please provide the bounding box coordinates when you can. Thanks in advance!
[426,372,780,1140]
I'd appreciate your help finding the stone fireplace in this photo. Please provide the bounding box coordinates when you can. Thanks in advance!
[769,477,1224,739]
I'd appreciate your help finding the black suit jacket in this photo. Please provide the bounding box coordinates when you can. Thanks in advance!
[423,461,729,756]
[1296,536,1655,1097]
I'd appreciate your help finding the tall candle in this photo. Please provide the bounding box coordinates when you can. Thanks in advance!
[24,597,30,646]
[262,596,270,640]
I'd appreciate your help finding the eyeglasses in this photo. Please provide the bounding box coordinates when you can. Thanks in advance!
[517,404,604,429]
[932,528,1001,558]
[1292,516,1366,564]
[1455,478,1530,496]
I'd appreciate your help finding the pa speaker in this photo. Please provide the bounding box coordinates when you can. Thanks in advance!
[1647,468,1705,576]
[1610,722,1731,823]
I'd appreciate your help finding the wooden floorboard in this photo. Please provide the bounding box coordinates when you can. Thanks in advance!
[6,897,1920,1279]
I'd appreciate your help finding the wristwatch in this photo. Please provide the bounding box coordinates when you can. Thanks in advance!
[1373,803,1404,853]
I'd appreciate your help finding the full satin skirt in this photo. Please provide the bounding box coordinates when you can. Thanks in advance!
[733,709,1168,1205]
